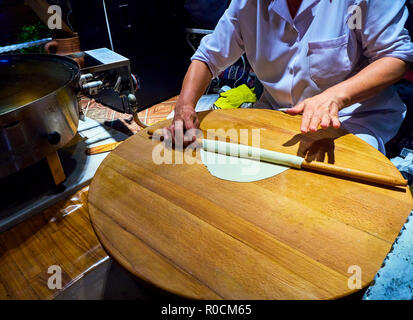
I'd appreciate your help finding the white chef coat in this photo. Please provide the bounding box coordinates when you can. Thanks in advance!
[192,0,413,153]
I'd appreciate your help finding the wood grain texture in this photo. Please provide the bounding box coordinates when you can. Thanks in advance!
[88,109,413,300]
[0,187,108,300]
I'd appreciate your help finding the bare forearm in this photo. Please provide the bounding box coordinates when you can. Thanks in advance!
[288,57,409,133]
[325,57,409,109]
[176,60,213,109]
[164,60,213,144]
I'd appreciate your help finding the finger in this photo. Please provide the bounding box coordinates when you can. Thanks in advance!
[320,113,331,129]
[287,102,305,115]
[174,120,184,149]
[329,107,341,129]
[309,110,322,132]
[162,127,173,148]
[185,114,200,143]
[301,108,314,133]
[193,117,200,129]
[169,124,175,143]
[184,122,197,145]
[184,117,196,132]
[185,128,199,147]
[309,114,321,132]
[331,115,341,128]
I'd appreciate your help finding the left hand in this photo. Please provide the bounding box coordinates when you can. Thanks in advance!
[286,92,346,134]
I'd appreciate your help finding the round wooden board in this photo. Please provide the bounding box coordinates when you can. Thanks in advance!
[88,109,413,300]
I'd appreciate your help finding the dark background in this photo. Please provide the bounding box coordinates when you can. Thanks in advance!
[68,0,230,110]
[0,0,229,110]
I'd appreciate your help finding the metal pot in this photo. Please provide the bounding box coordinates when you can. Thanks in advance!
[0,54,80,180]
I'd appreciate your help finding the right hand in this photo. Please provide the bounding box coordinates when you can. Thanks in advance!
[163,105,200,148]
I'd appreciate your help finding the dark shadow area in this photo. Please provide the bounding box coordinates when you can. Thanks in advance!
[338,287,368,300]
[102,260,184,300]
[103,117,135,137]
[283,127,349,164]
[386,80,413,158]
[0,148,72,220]
[0,120,127,232]
[70,0,193,111]
[102,260,369,300]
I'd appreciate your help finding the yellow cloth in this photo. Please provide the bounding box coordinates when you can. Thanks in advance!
[214,84,257,110]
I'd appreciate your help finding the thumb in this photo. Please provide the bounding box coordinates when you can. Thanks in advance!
[184,117,196,131]
[286,102,305,115]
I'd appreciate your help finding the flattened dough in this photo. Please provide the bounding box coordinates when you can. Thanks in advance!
[200,149,289,182]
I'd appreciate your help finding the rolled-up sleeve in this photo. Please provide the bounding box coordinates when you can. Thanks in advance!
[191,2,245,78]
[358,0,413,62]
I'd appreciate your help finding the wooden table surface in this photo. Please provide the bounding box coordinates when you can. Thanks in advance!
[0,187,108,299]
[88,109,413,300]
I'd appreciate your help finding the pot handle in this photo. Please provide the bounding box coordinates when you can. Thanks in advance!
[45,40,58,54]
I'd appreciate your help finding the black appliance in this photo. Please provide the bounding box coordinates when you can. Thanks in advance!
[69,0,192,111]
[184,0,230,30]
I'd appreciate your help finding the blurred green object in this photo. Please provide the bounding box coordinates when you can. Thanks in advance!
[17,22,52,53]
[215,84,257,110]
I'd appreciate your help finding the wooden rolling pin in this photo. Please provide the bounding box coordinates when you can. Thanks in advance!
[148,128,408,187]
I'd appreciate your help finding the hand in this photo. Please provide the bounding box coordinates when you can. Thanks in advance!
[163,105,200,147]
[286,92,347,134]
